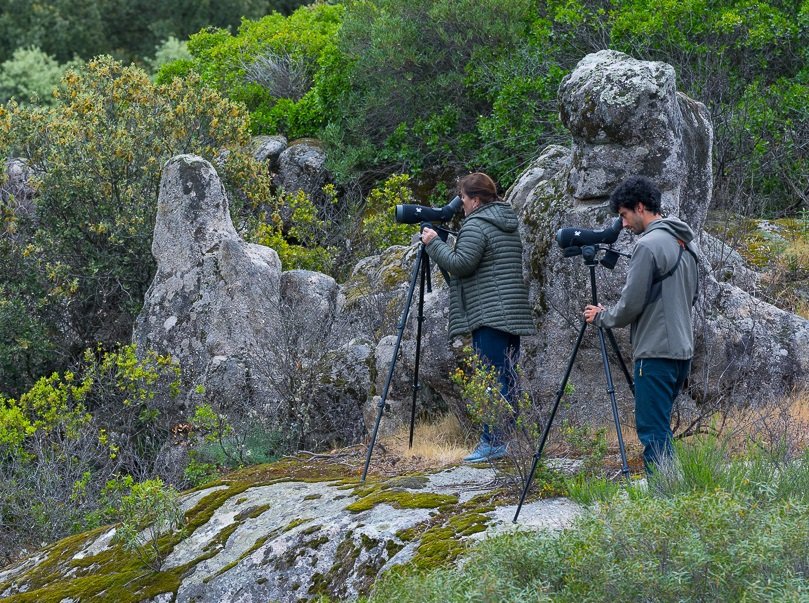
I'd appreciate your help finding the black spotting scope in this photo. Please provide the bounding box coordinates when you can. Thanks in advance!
[556,217,623,249]
[395,195,462,224]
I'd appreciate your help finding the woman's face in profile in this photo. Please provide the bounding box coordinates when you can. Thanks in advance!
[461,191,479,216]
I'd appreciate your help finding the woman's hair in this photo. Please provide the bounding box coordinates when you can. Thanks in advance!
[459,172,499,204]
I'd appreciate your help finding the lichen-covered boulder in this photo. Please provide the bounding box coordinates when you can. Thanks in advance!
[274,139,331,209]
[558,50,712,231]
[251,134,288,170]
[134,157,371,448]
[514,50,808,414]
[133,154,282,409]
[0,463,581,602]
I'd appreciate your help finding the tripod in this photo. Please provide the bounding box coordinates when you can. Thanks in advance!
[361,225,452,482]
[513,244,634,522]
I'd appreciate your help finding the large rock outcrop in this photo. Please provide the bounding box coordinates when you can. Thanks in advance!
[133,156,367,447]
[0,463,580,602]
[510,50,808,414]
[134,154,283,410]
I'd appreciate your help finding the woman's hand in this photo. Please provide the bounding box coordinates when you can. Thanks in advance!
[421,227,438,245]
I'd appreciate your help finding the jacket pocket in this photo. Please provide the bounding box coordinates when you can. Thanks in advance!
[458,281,467,312]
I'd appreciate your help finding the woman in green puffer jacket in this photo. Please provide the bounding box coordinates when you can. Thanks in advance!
[421,173,535,462]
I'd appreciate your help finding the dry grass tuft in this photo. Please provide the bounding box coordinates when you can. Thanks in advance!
[380,413,473,467]
[719,388,809,454]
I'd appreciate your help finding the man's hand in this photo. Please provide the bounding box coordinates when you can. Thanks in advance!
[584,303,605,324]
[421,226,438,245]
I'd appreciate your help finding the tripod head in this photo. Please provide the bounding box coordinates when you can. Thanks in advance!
[562,244,628,269]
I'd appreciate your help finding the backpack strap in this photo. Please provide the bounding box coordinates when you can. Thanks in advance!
[652,239,685,284]
[652,236,700,305]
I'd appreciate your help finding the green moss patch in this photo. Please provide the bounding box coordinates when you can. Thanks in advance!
[345,489,458,513]
[234,504,271,521]
[283,518,312,532]
[386,475,429,489]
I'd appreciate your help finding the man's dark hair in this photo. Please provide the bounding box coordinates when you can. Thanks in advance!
[609,175,662,214]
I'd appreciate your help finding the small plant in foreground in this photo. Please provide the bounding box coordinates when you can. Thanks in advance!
[113,479,185,571]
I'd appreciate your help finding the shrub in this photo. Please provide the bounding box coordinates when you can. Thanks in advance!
[165,3,345,138]
[113,478,185,571]
[0,343,182,560]
[0,56,271,388]
[369,439,809,602]
[326,0,547,184]
[450,346,547,492]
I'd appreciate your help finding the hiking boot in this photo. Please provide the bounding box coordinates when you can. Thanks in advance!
[463,442,508,463]
[463,442,493,463]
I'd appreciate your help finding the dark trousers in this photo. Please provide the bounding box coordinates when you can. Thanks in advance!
[634,357,691,473]
[472,326,520,446]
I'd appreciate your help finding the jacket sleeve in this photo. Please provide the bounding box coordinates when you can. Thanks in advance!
[594,244,655,329]
[425,221,486,277]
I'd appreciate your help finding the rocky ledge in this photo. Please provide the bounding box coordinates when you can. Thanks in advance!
[0,458,581,602]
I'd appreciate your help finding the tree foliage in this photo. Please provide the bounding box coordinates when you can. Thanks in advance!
[0,343,182,559]
[0,0,309,65]
[167,0,807,213]
[0,56,271,395]
[0,46,81,106]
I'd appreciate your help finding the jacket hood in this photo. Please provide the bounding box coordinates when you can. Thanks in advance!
[645,216,695,243]
[466,202,518,233]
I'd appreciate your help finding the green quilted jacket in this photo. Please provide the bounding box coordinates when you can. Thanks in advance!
[425,202,535,337]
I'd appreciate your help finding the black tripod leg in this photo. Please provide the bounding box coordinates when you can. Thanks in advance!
[361,245,424,482]
[513,319,588,523]
[596,326,631,480]
[408,251,429,448]
[605,328,634,395]
[588,261,630,479]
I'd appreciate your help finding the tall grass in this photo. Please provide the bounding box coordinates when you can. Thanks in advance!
[366,437,809,602]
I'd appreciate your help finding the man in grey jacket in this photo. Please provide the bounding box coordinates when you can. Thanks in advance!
[584,176,698,473]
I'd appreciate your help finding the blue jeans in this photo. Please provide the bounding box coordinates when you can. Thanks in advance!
[472,326,520,446]
[634,358,690,473]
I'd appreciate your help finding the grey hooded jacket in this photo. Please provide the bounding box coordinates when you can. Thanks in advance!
[425,202,535,338]
[594,217,698,360]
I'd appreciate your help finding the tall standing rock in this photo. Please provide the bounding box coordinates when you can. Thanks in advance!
[133,154,282,410]
[511,50,808,415]
[134,155,370,448]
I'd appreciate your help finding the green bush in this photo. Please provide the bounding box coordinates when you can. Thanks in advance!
[0,56,271,389]
[0,46,80,105]
[326,0,548,184]
[113,478,185,571]
[167,3,345,138]
[0,343,182,559]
